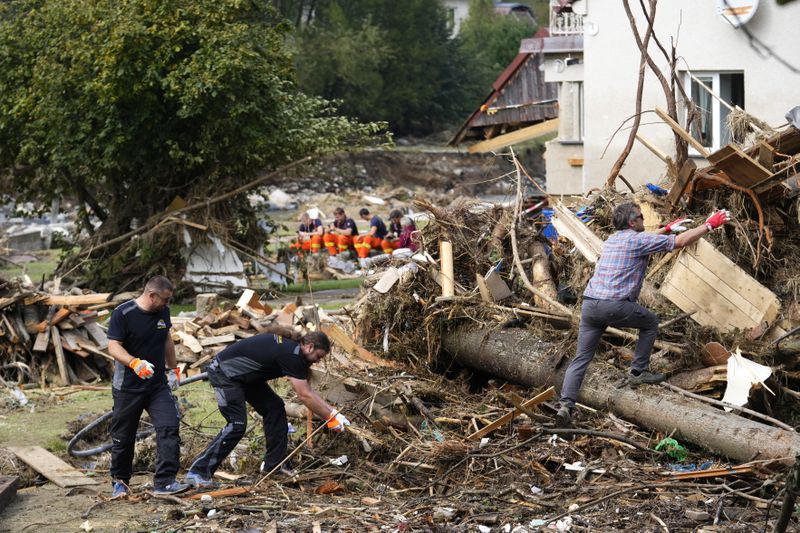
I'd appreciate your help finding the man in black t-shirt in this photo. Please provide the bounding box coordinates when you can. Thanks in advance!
[185,331,350,488]
[107,276,188,498]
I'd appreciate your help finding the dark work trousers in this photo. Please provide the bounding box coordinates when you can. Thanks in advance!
[189,365,288,478]
[559,298,659,409]
[110,381,181,488]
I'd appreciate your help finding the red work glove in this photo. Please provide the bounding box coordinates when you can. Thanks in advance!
[705,209,731,231]
[664,217,693,233]
[129,358,154,379]
[326,410,351,433]
[167,368,181,390]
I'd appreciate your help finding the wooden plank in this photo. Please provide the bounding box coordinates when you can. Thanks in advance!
[177,331,203,354]
[321,323,400,368]
[688,239,779,320]
[468,118,559,154]
[484,271,513,301]
[32,329,50,352]
[83,321,109,350]
[757,141,775,169]
[677,252,763,323]
[707,144,771,188]
[186,486,249,500]
[199,334,236,347]
[476,273,492,303]
[73,338,115,362]
[0,476,18,513]
[635,133,670,164]
[6,446,98,488]
[551,203,603,263]
[666,159,696,208]
[40,293,112,306]
[654,106,710,157]
[466,387,555,441]
[659,239,780,332]
[36,307,71,333]
[51,327,70,386]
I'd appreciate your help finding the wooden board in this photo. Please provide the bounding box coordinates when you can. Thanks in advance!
[654,107,710,157]
[551,203,603,263]
[667,159,696,208]
[6,446,98,488]
[177,331,203,354]
[468,118,559,154]
[660,239,780,332]
[321,323,400,368]
[199,334,236,347]
[707,144,771,188]
[32,329,50,352]
[40,293,111,306]
[0,476,18,513]
[484,271,513,301]
[51,327,70,386]
[83,322,109,350]
[466,387,555,441]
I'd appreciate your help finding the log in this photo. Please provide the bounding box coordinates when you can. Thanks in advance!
[442,325,800,463]
[528,241,557,309]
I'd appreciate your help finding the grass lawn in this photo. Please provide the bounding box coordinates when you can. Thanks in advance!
[282,278,363,293]
[0,249,62,282]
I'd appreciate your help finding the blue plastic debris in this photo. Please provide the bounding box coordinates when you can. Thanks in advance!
[646,183,668,196]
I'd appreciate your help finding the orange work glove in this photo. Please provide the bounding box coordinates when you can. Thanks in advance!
[128,358,154,379]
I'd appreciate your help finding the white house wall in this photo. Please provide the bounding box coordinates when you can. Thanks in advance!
[580,1,800,193]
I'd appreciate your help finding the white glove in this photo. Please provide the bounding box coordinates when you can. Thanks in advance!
[167,368,181,391]
[664,217,693,233]
[327,411,351,433]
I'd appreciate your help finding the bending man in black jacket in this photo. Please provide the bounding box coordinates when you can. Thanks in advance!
[185,331,348,488]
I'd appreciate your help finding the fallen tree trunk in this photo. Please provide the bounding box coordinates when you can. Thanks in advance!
[442,325,800,463]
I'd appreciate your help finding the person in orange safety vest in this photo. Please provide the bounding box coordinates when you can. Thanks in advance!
[354,208,389,259]
[322,207,358,255]
[290,212,324,254]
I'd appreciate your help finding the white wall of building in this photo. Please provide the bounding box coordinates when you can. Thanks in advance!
[443,0,471,35]
[580,1,800,192]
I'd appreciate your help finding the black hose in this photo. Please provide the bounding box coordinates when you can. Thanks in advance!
[67,372,208,458]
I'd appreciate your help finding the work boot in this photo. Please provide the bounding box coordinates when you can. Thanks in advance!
[555,405,572,429]
[153,480,191,496]
[111,480,129,499]
[628,370,666,386]
[260,461,297,478]
[185,471,219,490]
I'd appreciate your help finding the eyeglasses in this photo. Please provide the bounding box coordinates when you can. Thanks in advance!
[151,292,172,303]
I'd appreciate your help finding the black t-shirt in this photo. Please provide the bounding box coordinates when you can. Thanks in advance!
[389,221,402,237]
[107,300,172,391]
[334,217,359,236]
[298,219,322,233]
[369,215,388,239]
[216,333,310,384]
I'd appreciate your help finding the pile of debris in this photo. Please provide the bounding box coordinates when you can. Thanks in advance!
[0,278,134,388]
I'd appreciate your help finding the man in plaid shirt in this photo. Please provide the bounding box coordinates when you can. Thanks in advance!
[556,202,731,428]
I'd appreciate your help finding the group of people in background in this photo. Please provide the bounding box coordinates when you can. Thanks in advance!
[292,206,418,258]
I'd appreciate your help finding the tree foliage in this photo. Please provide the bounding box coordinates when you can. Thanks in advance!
[290,0,478,136]
[0,0,386,234]
[457,0,539,93]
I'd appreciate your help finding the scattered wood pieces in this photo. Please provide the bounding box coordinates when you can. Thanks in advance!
[6,446,98,488]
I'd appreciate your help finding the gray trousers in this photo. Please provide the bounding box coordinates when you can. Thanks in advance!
[559,298,659,409]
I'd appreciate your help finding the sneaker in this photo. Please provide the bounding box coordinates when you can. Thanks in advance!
[555,405,572,429]
[111,480,129,499]
[260,462,297,478]
[628,370,666,386]
[185,471,219,490]
[153,480,191,496]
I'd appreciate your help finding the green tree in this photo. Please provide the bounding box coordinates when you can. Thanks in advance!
[0,0,385,237]
[293,3,392,122]
[291,0,475,135]
[457,0,538,92]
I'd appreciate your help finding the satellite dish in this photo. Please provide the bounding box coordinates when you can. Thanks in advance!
[717,0,759,27]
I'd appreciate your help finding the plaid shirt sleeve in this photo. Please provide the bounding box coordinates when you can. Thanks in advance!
[584,231,675,301]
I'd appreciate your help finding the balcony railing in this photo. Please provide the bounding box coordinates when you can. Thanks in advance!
[550,9,584,35]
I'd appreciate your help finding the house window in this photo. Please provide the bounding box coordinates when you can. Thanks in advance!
[682,71,744,152]
[559,81,583,143]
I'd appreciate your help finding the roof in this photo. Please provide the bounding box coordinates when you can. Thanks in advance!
[450,49,558,146]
